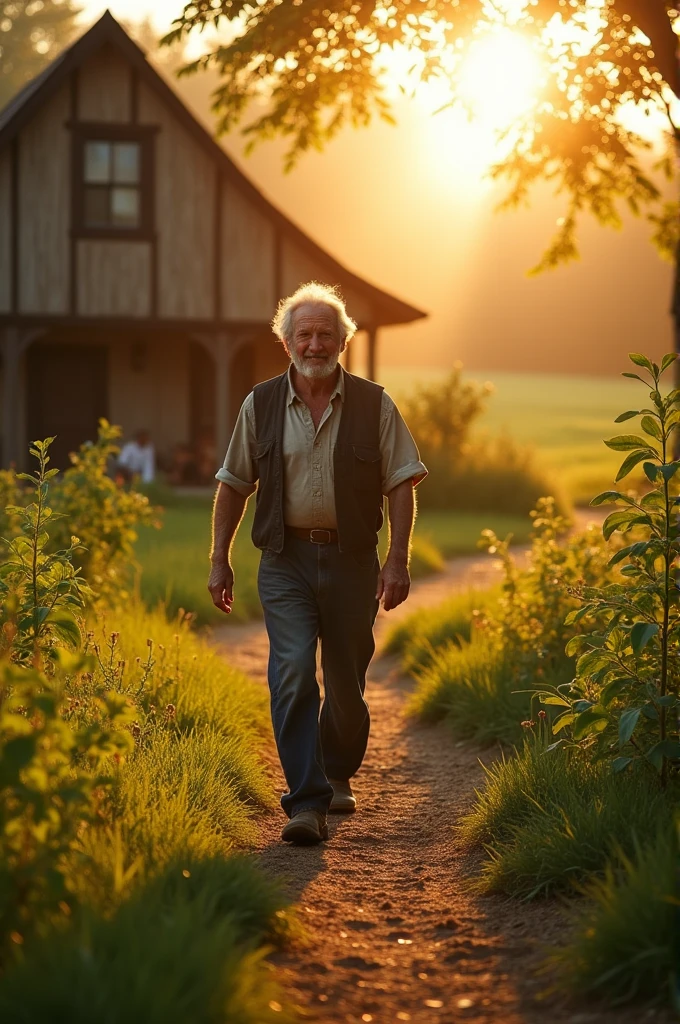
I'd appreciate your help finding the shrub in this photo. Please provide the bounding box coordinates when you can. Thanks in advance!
[405,498,615,744]
[419,434,571,517]
[0,440,287,1018]
[458,740,677,899]
[552,824,678,1006]
[540,353,680,784]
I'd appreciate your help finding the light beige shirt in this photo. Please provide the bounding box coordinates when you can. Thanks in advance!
[216,367,427,529]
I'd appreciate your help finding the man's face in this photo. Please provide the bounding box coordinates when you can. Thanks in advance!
[286,303,344,380]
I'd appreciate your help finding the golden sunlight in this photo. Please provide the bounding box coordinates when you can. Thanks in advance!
[456,29,544,131]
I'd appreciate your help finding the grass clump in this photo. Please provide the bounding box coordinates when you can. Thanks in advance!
[384,587,499,665]
[459,741,677,900]
[407,637,526,745]
[552,825,678,1006]
[0,856,291,1024]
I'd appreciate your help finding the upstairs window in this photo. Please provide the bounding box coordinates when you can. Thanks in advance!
[83,140,141,229]
[72,126,155,240]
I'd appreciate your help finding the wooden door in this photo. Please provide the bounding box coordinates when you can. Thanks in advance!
[27,343,108,471]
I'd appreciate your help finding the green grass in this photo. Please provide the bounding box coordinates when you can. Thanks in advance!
[0,856,292,1024]
[407,635,531,745]
[552,825,678,1006]
[0,599,291,1021]
[382,368,643,504]
[384,586,499,664]
[135,499,534,626]
[459,742,678,900]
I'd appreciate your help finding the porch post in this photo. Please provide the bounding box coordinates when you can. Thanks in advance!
[1,327,21,468]
[215,331,232,466]
[366,326,378,383]
[344,337,353,373]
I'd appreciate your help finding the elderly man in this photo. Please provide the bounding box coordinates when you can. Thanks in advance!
[208,282,427,845]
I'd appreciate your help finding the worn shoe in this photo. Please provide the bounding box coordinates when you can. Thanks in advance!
[281,810,329,845]
[329,779,357,814]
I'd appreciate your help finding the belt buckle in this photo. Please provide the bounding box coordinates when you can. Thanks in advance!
[309,529,331,544]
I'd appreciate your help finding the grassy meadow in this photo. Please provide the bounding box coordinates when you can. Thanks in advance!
[383,368,641,504]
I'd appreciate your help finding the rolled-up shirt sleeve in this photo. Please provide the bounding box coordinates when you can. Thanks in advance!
[380,392,428,495]
[215,393,258,497]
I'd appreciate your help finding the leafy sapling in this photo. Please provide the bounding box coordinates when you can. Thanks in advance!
[535,353,680,786]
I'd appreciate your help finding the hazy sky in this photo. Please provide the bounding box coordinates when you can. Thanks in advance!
[78,3,676,375]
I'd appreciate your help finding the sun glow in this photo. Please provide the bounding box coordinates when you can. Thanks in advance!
[456,29,544,131]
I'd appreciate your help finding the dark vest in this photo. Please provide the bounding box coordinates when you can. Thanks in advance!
[251,368,384,554]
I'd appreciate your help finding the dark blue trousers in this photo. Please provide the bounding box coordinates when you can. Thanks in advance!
[257,534,380,818]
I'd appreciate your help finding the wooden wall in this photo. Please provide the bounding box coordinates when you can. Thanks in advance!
[77,241,151,317]
[221,181,276,321]
[139,82,216,320]
[78,44,131,122]
[109,333,190,454]
[18,85,70,314]
[0,150,11,312]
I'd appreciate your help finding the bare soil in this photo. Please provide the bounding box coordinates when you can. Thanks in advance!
[210,513,673,1024]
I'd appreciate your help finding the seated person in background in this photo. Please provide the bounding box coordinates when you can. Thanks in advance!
[117,429,155,484]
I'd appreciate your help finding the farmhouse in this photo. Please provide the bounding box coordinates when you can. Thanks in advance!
[0,11,425,474]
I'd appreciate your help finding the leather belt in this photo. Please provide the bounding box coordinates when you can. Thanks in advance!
[285,526,339,544]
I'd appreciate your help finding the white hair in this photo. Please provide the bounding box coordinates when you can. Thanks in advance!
[271,282,358,346]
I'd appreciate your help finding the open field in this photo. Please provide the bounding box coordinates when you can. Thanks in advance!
[382,368,642,503]
[134,500,534,626]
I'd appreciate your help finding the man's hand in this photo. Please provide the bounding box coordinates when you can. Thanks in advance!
[208,560,235,614]
[376,557,411,612]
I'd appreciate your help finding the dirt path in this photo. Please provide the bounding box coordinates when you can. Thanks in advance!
[210,513,671,1024]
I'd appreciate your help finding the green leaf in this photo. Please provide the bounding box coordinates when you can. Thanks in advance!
[551,712,575,734]
[541,695,571,707]
[604,435,655,452]
[602,509,645,540]
[646,740,680,771]
[614,410,640,423]
[565,634,591,657]
[660,461,680,482]
[573,706,609,740]
[0,736,37,786]
[641,416,662,440]
[660,353,677,372]
[616,450,655,482]
[622,372,647,383]
[630,621,659,654]
[618,707,641,746]
[600,677,632,706]
[47,611,81,648]
[590,490,636,506]
[629,353,654,371]
[612,756,633,773]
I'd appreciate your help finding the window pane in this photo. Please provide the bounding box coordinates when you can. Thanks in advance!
[113,142,140,184]
[84,141,111,183]
[111,187,140,227]
[83,186,110,227]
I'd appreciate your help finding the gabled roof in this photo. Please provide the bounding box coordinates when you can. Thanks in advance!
[0,11,426,328]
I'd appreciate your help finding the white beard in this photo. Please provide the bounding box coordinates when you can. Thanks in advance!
[289,349,340,380]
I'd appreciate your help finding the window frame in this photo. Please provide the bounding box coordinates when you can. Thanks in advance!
[71,123,156,241]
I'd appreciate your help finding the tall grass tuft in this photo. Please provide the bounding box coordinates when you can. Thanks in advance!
[459,742,677,899]
[0,857,292,1024]
[407,636,528,744]
[384,587,499,665]
[551,825,678,1005]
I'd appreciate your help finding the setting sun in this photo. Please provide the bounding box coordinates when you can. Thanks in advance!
[456,29,544,130]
